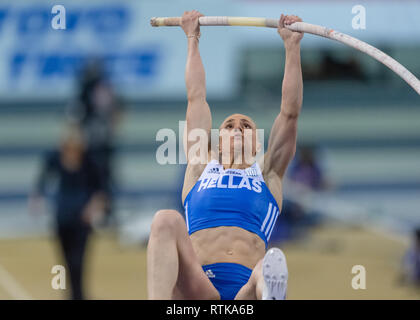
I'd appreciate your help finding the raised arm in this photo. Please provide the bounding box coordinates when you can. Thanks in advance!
[264,14,303,178]
[181,10,212,163]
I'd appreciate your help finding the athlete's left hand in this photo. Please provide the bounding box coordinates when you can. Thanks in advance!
[278,14,303,45]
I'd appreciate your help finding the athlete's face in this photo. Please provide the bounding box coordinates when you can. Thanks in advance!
[218,114,260,163]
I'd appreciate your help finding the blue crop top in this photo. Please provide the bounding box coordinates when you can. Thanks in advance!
[183,159,280,247]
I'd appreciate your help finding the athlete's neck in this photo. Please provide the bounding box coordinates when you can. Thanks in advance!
[218,152,255,170]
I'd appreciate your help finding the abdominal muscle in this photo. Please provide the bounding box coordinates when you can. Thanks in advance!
[190,226,266,270]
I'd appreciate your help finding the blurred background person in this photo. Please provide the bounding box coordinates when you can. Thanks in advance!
[29,125,107,300]
[269,144,328,243]
[67,59,124,226]
[401,228,420,287]
[288,144,327,190]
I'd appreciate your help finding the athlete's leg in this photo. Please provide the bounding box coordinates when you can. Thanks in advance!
[147,209,220,300]
[235,248,288,300]
[234,260,263,300]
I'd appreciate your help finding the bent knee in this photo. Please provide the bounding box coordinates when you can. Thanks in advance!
[150,209,185,236]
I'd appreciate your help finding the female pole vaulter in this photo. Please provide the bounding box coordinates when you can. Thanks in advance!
[147,10,303,300]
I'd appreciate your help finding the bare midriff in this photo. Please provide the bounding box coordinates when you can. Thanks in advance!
[190,226,266,270]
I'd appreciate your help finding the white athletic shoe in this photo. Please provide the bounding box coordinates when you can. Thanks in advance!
[262,247,288,300]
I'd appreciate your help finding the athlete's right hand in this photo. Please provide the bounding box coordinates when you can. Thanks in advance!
[278,14,303,45]
[181,10,203,38]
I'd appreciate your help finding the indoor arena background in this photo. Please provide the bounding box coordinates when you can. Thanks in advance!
[0,0,419,299]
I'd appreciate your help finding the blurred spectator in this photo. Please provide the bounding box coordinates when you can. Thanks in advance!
[270,144,327,243]
[67,58,124,225]
[29,125,107,300]
[303,50,367,81]
[401,228,420,286]
[288,144,326,190]
[319,51,367,81]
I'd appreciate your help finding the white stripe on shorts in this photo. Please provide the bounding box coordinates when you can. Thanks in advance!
[185,202,189,231]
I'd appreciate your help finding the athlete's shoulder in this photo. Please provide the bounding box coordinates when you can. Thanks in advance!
[186,151,217,178]
[182,151,216,204]
[259,158,283,206]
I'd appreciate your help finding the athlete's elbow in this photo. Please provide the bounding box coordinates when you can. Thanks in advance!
[187,93,206,103]
[281,90,303,112]
[280,108,301,120]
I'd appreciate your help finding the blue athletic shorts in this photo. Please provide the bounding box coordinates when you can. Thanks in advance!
[202,263,252,300]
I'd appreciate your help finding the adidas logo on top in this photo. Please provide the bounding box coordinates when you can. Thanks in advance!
[207,167,220,174]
